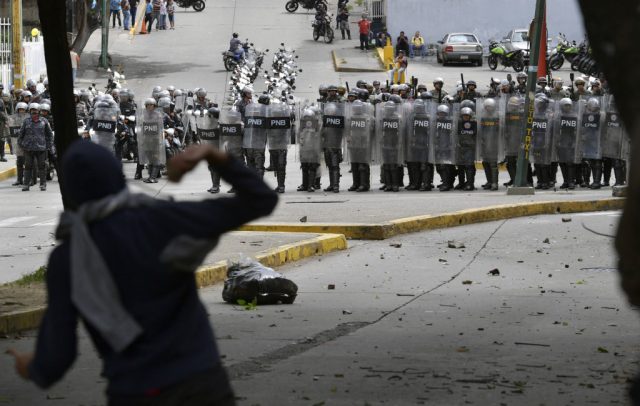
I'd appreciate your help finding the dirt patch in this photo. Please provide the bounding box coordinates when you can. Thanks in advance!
[0,283,46,316]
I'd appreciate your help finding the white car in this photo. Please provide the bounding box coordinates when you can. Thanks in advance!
[501,29,530,52]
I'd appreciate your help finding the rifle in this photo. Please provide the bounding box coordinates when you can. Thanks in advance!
[460,73,466,93]
[569,72,575,98]
[345,81,350,92]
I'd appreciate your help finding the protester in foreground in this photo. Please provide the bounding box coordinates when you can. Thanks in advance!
[6,141,278,405]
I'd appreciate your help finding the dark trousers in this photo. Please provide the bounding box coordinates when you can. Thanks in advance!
[131,6,137,23]
[359,33,369,50]
[111,9,122,27]
[23,150,46,187]
[108,368,236,406]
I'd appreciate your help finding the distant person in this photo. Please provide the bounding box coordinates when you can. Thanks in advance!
[69,48,80,84]
[389,50,408,84]
[110,0,122,28]
[6,141,278,405]
[410,31,426,58]
[167,0,176,29]
[395,31,409,56]
[357,14,371,51]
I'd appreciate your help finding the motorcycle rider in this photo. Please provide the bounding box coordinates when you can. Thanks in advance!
[229,32,244,61]
[18,103,53,191]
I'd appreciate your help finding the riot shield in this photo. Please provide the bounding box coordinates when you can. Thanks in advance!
[91,105,118,154]
[196,111,219,148]
[404,99,432,163]
[552,99,580,164]
[267,103,292,151]
[174,93,186,113]
[9,113,27,156]
[432,103,456,165]
[297,107,323,164]
[376,101,404,165]
[345,100,374,164]
[138,108,166,166]
[601,95,625,160]
[503,95,525,157]
[477,98,503,162]
[530,100,553,165]
[219,109,244,159]
[578,95,604,160]
[243,103,268,150]
[455,104,477,166]
[322,102,346,150]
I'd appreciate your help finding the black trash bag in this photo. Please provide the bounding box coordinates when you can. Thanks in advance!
[222,258,298,305]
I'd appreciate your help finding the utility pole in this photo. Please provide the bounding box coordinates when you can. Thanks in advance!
[508,0,546,196]
[10,0,23,89]
[99,0,109,68]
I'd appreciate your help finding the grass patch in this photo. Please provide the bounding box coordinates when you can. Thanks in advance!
[10,266,47,286]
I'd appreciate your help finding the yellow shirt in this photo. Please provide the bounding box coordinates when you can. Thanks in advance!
[412,36,425,47]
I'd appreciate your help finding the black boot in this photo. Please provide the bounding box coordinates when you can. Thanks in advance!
[0,140,6,162]
[208,168,220,193]
[463,166,476,191]
[603,158,612,186]
[614,165,626,186]
[134,164,143,180]
[22,170,31,191]
[419,164,433,191]
[297,165,309,191]
[440,166,452,191]
[505,157,516,186]
[567,164,576,190]
[550,162,558,185]
[357,165,370,192]
[39,167,47,191]
[348,163,360,191]
[390,165,400,192]
[490,164,499,191]
[581,163,590,187]
[534,164,546,189]
[144,165,159,183]
[314,176,321,190]
[13,156,24,186]
[481,162,491,189]
[275,170,286,193]
[589,160,602,189]
[308,168,318,192]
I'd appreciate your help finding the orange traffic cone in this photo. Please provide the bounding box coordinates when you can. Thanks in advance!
[139,19,148,35]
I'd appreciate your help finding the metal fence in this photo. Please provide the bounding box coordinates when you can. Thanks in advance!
[0,18,11,88]
[366,0,387,31]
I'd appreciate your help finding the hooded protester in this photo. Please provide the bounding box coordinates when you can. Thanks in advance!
[6,141,278,405]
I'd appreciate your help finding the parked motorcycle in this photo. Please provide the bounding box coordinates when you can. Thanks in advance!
[488,40,524,72]
[176,0,206,12]
[285,0,327,13]
[222,40,266,72]
[312,14,334,44]
[548,33,580,71]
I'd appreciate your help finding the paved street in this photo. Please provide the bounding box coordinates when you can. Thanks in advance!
[1,212,636,405]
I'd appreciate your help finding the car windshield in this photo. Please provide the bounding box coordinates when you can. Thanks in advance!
[513,31,529,42]
[448,34,477,44]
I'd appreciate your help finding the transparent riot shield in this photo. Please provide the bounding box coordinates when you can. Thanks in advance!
[376,101,404,165]
[530,99,553,165]
[432,103,456,165]
[138,108,166,166]
[174,93,186,113]
[297,106,323,164]
[219,109,244,159]
[578,95,604,160]
[552,99,580,164]
[503,95,525,157]
[477,97,504,163]
[345,100,374,164]
[601,95,625,160]
[455,104,477,166]
[243,103,268,150]
[267,103,292,151]
[404,99,432,164]
[321,102,346,150]
[9,112,27,156]
[196,111,219,148]
[91,105,118,154]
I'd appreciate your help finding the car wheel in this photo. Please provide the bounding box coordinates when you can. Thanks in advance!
[442,56,448,66]
[285,0,299,12]
[476,58,483,67]
[436,52,442,64]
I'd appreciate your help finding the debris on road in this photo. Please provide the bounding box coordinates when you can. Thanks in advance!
[342,310,352,315]
[543,238,551,244]
[597,347,609,353]
[462,280,473,285]
[223,258,298,305]
[389,243,402,248]
[488,268,500,276]
[327,284,335,290]
[562,217,572,223]
[299,216,307,223]
[447,240,465,249]
[514,342,551,347]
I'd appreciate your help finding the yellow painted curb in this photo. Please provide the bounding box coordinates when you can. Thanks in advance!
[241,198,624,240]
[0,307,46,335]
[1,234,348,334]
[0,167,16,182]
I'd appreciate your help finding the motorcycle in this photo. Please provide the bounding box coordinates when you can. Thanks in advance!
[312,14,334,44]
[488,40,524,72]
[548,33,580,71]
[285,0,327,13]
[176,0,206,12]
[222,40,266,72]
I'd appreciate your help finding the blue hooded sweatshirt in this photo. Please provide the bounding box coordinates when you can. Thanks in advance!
[28,141,278,396]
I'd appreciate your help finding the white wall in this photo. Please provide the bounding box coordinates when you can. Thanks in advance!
[385,0,585,47]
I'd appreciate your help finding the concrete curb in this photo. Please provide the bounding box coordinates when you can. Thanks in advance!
[0,234,348,334]
[332,50,385,73]
[239,198,625,240]
[0,167,16,182]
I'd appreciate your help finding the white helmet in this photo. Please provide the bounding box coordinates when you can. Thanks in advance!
[460,107,473,117]
[16,102,28,111]
[437,104,450,115]
[28,102,40,112]
[483,98,497,112]
[433,77,444,85]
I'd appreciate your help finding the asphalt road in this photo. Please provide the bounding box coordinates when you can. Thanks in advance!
[1,212,635,405]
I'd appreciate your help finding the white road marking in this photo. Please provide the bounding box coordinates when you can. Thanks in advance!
[0,216,36,227]
[32,218,58,227]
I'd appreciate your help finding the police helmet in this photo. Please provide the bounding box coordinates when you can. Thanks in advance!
[26,79,36,89]
[483,98,497,112]
[574,77,586,86]
[467,80,477,87]
[389,94,403,104]
[559,98,573,112]
[586,97,600,111]
[28,102,40,112]
[241,88,253,98]
[433,77,444,85]
[517,72,527,80]
[39,103,51,113]
[460,107,473,117]
[419,91,433,100]
[144,98,157,107]
[167,85,176,92]
[258,94,270,105]
[158,97,172,109]
[460,99,475,111]
[22,90,32,99]
[327,85,338,92]
[356,80,367,89]
[351,100,365,115]
[16,102,28,112]
[196,88,207,98]
[208,107,220,119]
[507,96,523,112]
[437,104,450,115]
